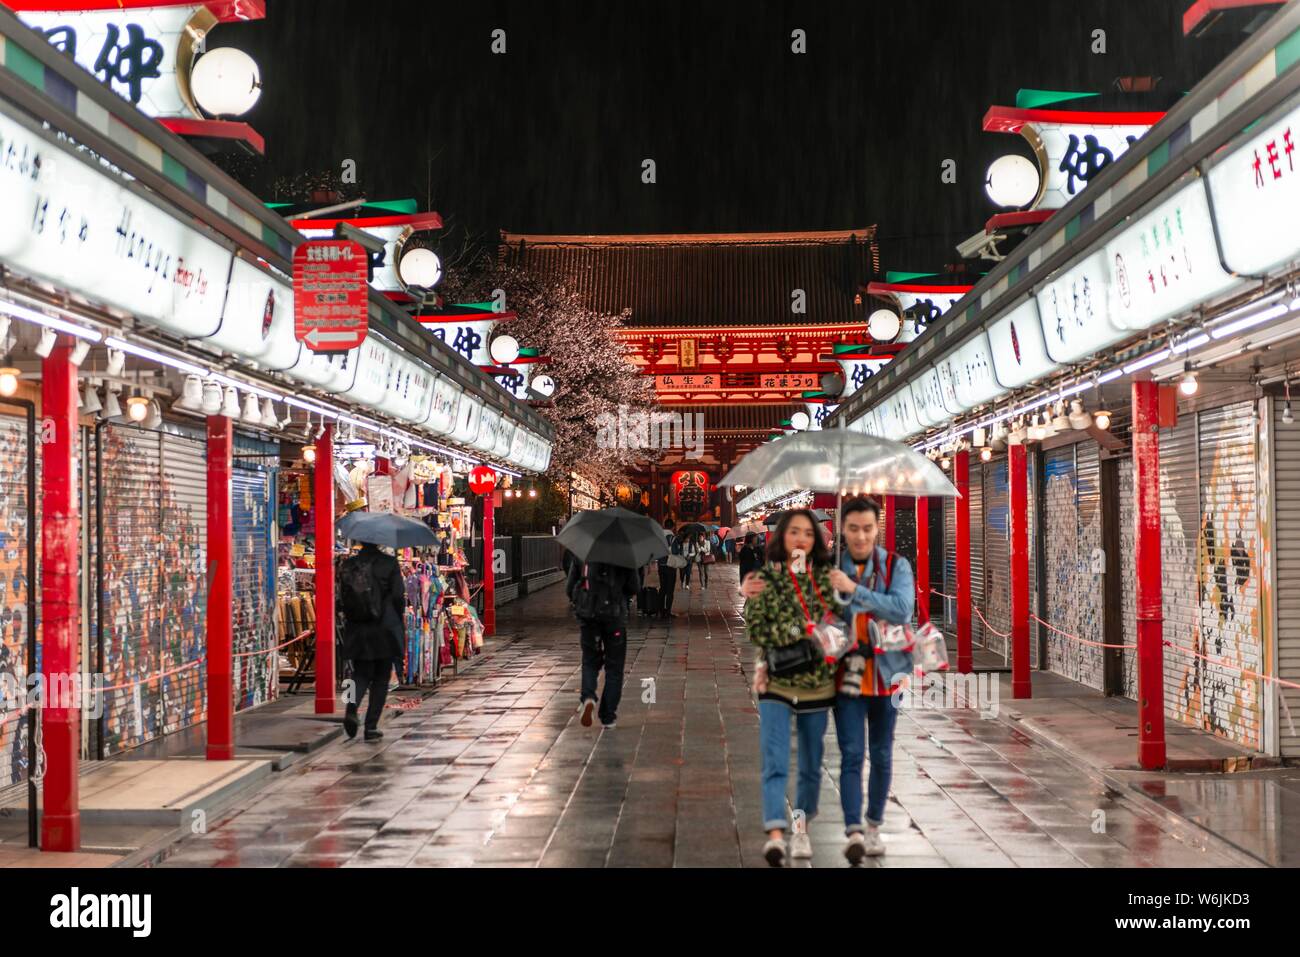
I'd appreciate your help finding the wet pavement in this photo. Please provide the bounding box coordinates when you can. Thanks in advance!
[151,565,1264,868]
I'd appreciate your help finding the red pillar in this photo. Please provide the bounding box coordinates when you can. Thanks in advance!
[314,423,336,715]
[1133,381,1167,769]
[1009,444,1031,699]
[482,491,496,637]
[206,415,234,759]
[883,494,895,551]
[40,340,80,851]
[954,451,973,673]
[914,496,930,624]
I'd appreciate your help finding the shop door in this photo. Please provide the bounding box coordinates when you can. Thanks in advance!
[97,424,207,757]
[0,414,32,788]
[233,465,277,712]
[1273,397,1300,758]
[1042,444,1106,690]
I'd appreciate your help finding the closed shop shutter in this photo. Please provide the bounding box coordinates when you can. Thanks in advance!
[0,415,31,787]
[99,425,207,756]
[1273,397,1300,757]
[1043,444,1105,690]
[1157,413,1201,742]
[1119,461,1137,699]
[233,466,277,712]
[942,494,956,641]
[893,496,916,578]
[969,462,985,649]
[1193,403,1262,749]
[984,457,1011,661]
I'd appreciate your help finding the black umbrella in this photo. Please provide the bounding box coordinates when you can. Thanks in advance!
[556,507,670,570]
[336,511,438,549]
[763,508,831,526]
[676,522,709,539]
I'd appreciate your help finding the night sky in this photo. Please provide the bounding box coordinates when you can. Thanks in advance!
[223,0,1241,271]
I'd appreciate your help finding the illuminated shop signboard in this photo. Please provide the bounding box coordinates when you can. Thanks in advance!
[1207,99,1300,276]
[987,298,1057,390]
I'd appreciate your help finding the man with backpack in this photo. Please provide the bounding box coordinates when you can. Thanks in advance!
[337,541,407,742]
[657,519,681,618]
[566,558,639,729]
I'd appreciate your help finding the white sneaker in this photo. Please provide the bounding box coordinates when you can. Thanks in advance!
[863,825,885,857]
[789,831,813,859]
[843,832,867,865]
[763,838,787,867]
[579,698,596,727]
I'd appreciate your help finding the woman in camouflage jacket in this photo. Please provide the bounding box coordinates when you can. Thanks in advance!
[743,508,837,865]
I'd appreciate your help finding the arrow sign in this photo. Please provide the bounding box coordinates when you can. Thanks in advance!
[293,240,369,353]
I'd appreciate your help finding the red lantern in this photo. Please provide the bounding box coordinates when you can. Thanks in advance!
[468,466,497,496]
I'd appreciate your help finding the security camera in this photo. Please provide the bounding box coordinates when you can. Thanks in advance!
[956,229,1006,262]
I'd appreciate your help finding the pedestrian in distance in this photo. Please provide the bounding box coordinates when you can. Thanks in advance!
[742,509,838,866]
[737,532,763,584]
[567,558,639,729]
[657,519,681,617]
[337,541,407,742]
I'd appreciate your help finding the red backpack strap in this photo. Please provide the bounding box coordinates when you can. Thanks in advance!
[882,549,895,590]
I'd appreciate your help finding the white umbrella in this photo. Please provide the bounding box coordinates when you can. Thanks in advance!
[718,426,958,570]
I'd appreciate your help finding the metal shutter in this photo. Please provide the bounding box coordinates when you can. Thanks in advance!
[0,415,31,787]
[99,425,207,756]
[983,457,1010,661]
[1119,461,1137,699]
[1193,403,1262,749]
[1273,397,1300,757]
[942,494,957,640]
[1043,444,1105,690]
[1158,412,1203,743]
[969,462,985,649]
[893,496,916,585]
[233,467,277,712]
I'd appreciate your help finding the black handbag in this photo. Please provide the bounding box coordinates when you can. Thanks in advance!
[765,638,822,677]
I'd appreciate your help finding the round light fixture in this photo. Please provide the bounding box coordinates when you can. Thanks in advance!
[489,334,521,365]
[940,455,952,471]
[980,447,993,462]
[126,395,149,423]
[530,374,556,398]
[303,444,317,464]
[1094,409,1112,431]
[190,47,262,117]
[397,247,443,289]
[985,154,1041,208]
[867,309,902,343]
[0,367,18,397]
[790,411,811,431]
[528,488,537,498]
[1179,366,1199,397]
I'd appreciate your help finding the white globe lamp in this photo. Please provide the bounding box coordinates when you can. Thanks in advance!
[191,48,262,118]
[985,154,1041,208]
[867,309,902,343]
[489,334,521,365]
[397,247,442,289]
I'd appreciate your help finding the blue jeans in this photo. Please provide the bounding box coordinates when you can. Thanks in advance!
[759,700,828,832]
[833,694,899,833]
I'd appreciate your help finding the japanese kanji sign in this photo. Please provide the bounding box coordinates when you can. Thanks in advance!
[293,240,369,353]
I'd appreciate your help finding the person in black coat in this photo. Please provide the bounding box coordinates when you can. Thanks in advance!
[566,559,639,728]
[338,542,406,741]
[737,532,763,586]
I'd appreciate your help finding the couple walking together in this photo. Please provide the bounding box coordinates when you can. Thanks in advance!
[741,497,914,867]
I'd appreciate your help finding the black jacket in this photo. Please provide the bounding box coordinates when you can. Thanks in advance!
[565,560,639,623]
[338,544,406,662]
[738,544,764,582]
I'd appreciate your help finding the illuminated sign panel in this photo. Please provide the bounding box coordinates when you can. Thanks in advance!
[987,299,1058,389]
[1036,250,1125,363]
[1207,99,1300,275]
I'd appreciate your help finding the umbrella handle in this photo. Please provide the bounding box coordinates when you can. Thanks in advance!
[832,590,852,607]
